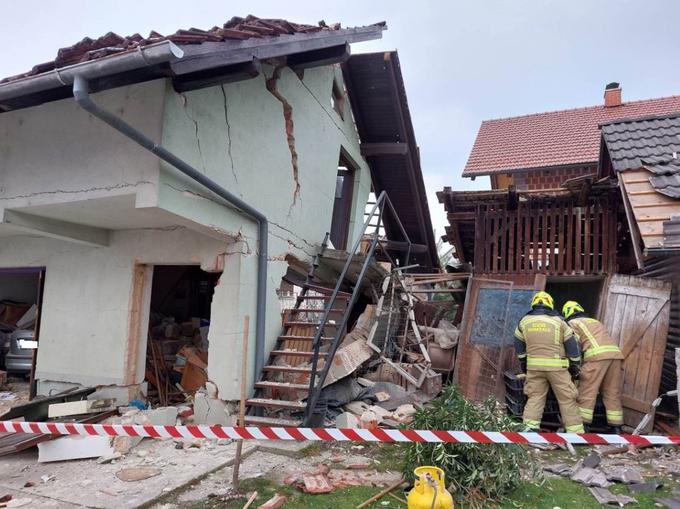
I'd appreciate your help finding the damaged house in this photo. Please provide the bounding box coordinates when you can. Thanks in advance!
[439,83,680,429]
[0,16,439,427]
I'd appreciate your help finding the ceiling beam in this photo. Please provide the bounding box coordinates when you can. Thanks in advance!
[288,43,350,70]
[1,210,110,247]
[172,60,262,93]
[360,142,409,157]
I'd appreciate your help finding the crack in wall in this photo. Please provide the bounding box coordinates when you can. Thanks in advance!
[0,181,154,201]
[265,66,300,214]
[179,93,205,170]
[219,85,240,190]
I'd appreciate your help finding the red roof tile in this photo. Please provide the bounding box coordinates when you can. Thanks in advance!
[0,15,364,84]
[463,95,680,176]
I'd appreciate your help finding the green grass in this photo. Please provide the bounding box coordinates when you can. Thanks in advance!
[500,476,677,509]
[182,476,406,509]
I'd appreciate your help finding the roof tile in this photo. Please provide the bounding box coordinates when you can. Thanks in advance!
[463,96,680,176]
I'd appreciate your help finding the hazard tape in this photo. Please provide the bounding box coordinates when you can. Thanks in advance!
[1,421,680,446]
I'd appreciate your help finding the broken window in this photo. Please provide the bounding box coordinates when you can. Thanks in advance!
[145,265,220,406]
[329,153,356,251]
[331,77,345,119]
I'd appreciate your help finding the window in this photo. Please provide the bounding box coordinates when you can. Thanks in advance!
[329,153,355,250]
[331,78,345,120]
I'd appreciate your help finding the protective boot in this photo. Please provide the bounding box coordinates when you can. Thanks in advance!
[610,426,622,435]
[583,423,591,433]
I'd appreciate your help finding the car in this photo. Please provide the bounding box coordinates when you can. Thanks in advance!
[5,329,35,375]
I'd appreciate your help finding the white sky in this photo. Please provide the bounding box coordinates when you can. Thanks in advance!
[3,0,680,239]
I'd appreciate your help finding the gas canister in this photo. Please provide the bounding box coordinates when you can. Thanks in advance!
[406,466,454,509]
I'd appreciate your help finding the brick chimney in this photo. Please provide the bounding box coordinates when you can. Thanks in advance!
[604,82,622,107]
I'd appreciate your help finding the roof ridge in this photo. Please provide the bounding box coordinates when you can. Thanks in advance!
[481,93,680,124]
[600,110,680,127]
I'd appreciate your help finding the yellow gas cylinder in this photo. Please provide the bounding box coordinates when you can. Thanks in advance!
[406,466,454,509]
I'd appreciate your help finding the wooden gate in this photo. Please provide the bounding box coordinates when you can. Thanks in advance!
[599,274,671,429]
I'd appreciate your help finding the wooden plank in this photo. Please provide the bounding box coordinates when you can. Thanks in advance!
[584,203,592,274]
[516,207,524,273]
[575,207,582,273]
[532,205,539,274]
[484,207,492,274]
[491,211,499,273]
[593,200,601,273]
[540,208,547,274]
[557,203,565,274]
[565,202,574,274]
[552,202,559,274]
[619,181,644,270]
[499,210,507,274]
[602,200,609,274]
[474,205,483,271]
[508,211,515,273]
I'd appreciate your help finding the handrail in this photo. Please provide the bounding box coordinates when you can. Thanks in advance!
[303,191,412,424]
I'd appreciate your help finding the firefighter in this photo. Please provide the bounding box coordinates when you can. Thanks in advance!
[514,291,584,433]
[562,301,624,433]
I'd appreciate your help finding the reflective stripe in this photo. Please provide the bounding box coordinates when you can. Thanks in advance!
[606,410,623,417]
[576,320,600,349]
[565,423,585,433]
[584,345,621,359]
[523,419,540,429]
[554,326,560,345]
[527,356,569,368]
[579,407,594,418]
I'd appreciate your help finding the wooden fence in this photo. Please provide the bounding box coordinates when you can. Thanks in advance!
[474,197,616,275]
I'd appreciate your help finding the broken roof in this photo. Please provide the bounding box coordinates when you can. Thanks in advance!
[0,15,385,112]
[463,95,680,177]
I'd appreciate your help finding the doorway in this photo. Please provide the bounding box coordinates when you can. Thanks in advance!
[144,265,220,405]
[0,268,45,403]
[544,276,605,318]
[329,154,356,251]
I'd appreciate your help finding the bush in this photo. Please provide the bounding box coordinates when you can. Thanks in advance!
[402,384,539,505]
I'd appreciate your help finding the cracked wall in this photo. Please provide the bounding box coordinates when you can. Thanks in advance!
[160,63,372,397]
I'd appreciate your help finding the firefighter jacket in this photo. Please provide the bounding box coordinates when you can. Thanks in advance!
[568,315,623,362]
[514,308,581,371]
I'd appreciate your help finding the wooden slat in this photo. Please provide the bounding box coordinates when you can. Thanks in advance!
[593,200,600,273]
[532,205,539,274]
[474,205,483,271]
[540,210,547,274]
[516,207,524,273]
[499,210,506,274]
[566,202,574,274]
[584,203,591,274]
[557,203,565,274]
[575,206,582,273]
[509,211,516,273]
[602,200,609,274]
[491,210,498,273]
[483,206,491,273]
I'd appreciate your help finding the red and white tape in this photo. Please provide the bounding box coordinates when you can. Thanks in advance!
[1,421,680,446]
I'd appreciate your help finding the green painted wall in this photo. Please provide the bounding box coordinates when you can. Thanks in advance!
[159,64,372,397]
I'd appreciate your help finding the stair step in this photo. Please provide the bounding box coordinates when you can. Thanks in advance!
[246,398,306,410]
[278,335,333,342]
[271,350,327,358]
[263,365,312,374]
[297,295,349,300]
[284,321,338,328]
[244,415,302,427]
[254,381,310,391]
[289,308,345,313]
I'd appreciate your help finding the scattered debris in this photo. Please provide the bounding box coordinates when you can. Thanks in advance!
[588,487,637,506]
[628,480,663,493]
[655,498,680,509]
[257,493,287,509]
[604,466,644,485]
[47,398,115,418]
[570,467,611,488]
[37,435,115,463]
[115,467,162,482]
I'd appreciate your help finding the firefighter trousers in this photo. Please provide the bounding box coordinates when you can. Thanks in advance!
[577,359,623,425]
[523,369,583,433]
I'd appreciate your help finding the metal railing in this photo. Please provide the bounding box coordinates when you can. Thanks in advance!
[303,191,412,425]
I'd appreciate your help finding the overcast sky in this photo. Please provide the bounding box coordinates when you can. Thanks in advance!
[3,1,680,239]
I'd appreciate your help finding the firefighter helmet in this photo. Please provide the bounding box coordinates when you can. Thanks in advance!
[531,291,554,310]
[562,300,585,320]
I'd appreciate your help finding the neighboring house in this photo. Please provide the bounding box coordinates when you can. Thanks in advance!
[463,83,680,190]
[0,16,437,405]
[438,86,680,427]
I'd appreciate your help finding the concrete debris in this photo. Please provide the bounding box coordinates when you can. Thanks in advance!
[582,451,601,469]
[570,467,611,488]
[301,473,333,494]
[628,480,663,493]
[115,467,162,482]
[37,435,114,463]
[335,412,360,429]
[588,487,637,506]
[344,456,373,470]
[392,404,417,424]
[418,320,459,349]
[543,463,573,477]
[47,398,116,418]
[655,498,680,509]
[604,466,644,484]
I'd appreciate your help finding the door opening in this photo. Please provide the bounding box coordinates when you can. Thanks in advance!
[329,154,356,251]
[144,265,220,406]
[544,276,605,318]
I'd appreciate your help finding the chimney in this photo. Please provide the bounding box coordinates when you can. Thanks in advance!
[604,82,622,107]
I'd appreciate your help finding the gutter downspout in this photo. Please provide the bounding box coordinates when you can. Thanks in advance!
[72,75,269,382]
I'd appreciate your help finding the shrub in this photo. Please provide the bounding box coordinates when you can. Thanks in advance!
[401,384,540,505]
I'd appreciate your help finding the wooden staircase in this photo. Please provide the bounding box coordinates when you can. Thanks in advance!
[244,289,350,427]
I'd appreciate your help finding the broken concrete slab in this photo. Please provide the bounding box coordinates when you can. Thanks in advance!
[37,435,114,463]
[193,392,235,425]
[335,412,360,429]
[146,406,178,426]
[589,487,637,505]
[47,398,115,418]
